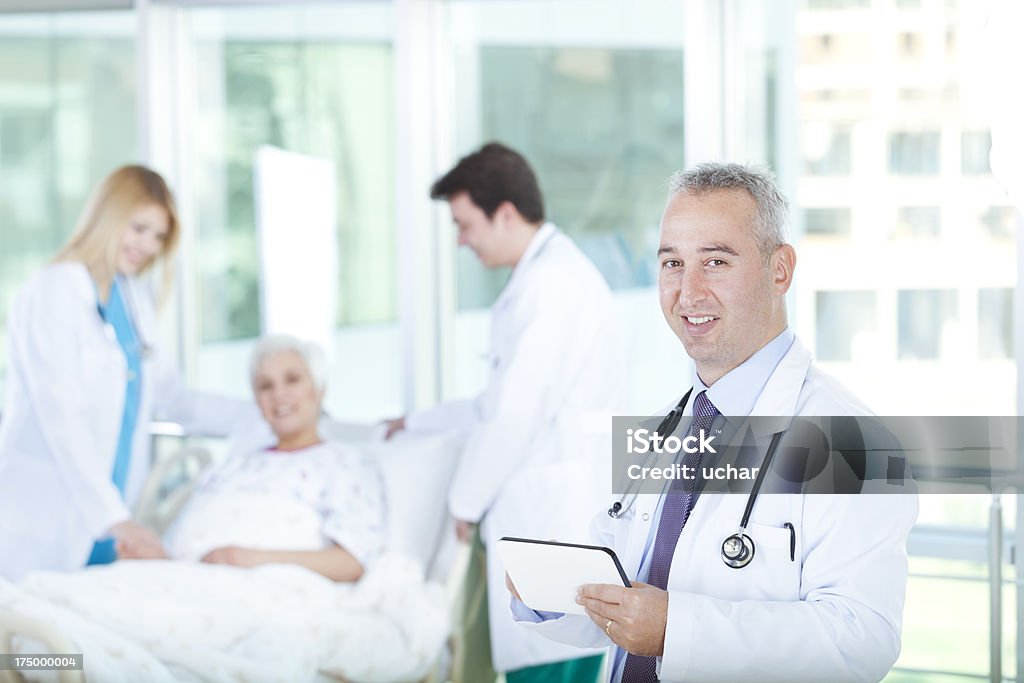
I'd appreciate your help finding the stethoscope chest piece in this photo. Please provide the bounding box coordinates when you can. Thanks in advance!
[721,533,755,569]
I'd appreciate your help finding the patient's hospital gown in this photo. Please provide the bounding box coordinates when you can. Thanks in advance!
[164,441,386,567]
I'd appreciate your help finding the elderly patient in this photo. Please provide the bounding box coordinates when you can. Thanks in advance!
[120,335,385,582]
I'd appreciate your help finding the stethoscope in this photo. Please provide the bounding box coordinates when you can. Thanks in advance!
[607,389,787,569]
[95,274,154,359]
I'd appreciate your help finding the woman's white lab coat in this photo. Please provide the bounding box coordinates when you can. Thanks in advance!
[520,338,919,683]
[0,262,253,580]
[407,224,629,673]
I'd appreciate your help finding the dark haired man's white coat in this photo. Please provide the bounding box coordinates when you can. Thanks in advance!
[407,223,629,672]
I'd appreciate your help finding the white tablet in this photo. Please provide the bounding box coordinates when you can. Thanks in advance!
[497,537,631,615]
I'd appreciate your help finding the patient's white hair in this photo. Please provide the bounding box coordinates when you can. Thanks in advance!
[249,334,327,392]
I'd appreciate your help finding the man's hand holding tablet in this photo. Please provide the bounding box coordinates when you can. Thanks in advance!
[500,537,669,657]
[497,537,631,615]
[575,581,669,657]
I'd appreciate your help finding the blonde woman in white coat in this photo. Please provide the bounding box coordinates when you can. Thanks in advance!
[0,165,252,580]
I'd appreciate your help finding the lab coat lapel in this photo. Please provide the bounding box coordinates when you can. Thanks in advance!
[749,337,812,428]
[622,494,658,580]
[493,223,557,312]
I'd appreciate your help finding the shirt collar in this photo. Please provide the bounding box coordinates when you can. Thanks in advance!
[498,223,557,304]
[690,327,795,416]
[515,222,556,272]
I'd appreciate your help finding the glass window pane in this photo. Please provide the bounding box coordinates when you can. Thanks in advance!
[978,287,1013,360]
[901,566,977,675]
[815,290,876,361]
[445,0,686,405]
[187,3,398,419]
[895,558,1016,679]
[0,11,136,399]
[961,129,991,175]
[979,205,1016,239]
[794,0,1015,419]
[458,45,683,307]
[803,124,851,175]
[804,207,851,236]
[894,206,940,238]
[898,289,958,360]
[800,31,872,63]
[449,0,685,312]
[897,32,924,61]
[889,131,940,175]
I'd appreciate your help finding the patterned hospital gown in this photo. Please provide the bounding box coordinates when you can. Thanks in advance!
[164,441,386,568]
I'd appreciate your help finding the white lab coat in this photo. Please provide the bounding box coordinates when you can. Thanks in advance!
[520,338,919,683]
[408,223,628,672]
[0,262,254,580]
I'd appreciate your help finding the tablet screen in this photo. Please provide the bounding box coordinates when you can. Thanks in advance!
[497,537,631,615]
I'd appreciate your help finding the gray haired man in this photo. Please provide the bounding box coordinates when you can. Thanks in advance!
[509,162,918,683]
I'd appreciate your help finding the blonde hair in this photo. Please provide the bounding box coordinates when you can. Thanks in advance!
[53,165,180,302]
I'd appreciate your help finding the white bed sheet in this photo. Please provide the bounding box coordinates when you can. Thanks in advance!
[0,553,446,683]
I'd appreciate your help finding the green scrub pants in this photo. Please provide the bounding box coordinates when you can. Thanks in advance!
[505,654,605,683]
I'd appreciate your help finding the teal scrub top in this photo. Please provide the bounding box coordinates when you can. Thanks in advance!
[87,276,143,565]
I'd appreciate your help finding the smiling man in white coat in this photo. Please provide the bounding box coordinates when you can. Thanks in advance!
[385,142,628,683]
[510,162,918,683]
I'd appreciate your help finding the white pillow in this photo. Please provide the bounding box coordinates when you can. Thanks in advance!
[355,431,462,570]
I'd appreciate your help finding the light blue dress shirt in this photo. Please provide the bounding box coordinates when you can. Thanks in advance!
[512,327,795,682]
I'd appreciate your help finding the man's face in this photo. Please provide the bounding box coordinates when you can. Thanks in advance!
[657,189,793,385]
[450,191,506,268]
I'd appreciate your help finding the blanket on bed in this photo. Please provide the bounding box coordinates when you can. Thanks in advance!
[0,553,447,682]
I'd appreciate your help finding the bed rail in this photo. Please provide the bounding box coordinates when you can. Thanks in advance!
[0,608,84,683]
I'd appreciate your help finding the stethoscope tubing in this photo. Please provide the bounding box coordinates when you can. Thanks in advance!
[608,391,788,570]
[608,390,690,519]
[736,430,784,531]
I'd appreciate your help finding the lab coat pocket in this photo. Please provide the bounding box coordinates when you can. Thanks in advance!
[742,522,801,601]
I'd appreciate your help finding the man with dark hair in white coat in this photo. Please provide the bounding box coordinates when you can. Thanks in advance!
[385,142,628,683]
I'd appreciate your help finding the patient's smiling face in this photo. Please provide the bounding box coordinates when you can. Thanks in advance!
[253,351,323,448]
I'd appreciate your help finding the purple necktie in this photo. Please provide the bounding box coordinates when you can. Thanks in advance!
[621,391,719,682]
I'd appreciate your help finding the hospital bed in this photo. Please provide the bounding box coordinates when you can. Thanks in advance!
[0,420,470,683]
